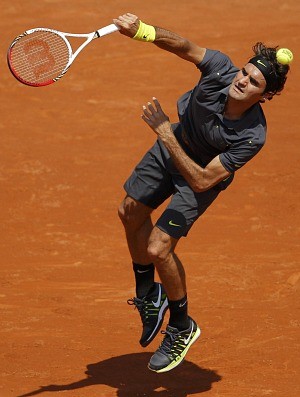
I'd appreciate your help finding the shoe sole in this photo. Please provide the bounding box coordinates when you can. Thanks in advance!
[148,325,201,373]
[140,298,169,347]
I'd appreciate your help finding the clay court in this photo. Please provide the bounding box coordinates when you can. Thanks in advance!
[1,1,299,396]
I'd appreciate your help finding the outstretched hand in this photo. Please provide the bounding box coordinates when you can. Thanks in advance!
[141,98,172,138]
[113,13,140,37]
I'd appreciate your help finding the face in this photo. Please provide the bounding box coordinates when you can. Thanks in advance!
[228,63,267,104]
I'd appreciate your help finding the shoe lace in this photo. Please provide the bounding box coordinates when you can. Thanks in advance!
[158,329,185,358]
[127,297,148,324]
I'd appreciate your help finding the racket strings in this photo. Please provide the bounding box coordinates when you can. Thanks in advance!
[9,30,71,85]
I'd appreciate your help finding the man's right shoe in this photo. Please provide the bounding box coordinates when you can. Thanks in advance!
[127,282,168,347]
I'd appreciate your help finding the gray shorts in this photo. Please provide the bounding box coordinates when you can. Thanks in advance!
[124,128,232,239]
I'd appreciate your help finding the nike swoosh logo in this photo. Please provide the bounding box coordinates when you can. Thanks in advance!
[143,34,149,39]
[184,325,194,345]
[257,60,267,68]
[152,284,162,308]
[179,300,187,308]
[137,269,151,274]
[168,220,181,227]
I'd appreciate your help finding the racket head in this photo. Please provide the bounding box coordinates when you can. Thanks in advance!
[7,28,72,87]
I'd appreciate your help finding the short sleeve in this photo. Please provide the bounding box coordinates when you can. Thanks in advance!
[219,128,266,172]
[196,49,239,90]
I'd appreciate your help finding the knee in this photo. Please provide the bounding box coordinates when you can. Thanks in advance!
[118,196,152,230]
[118,199,134,228]
[118,200,127,225]
[147,232,172,265]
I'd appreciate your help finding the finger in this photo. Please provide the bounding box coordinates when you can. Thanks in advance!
[117,15,134,26]
[142,105,152,118]
[125,13,138,20]
[141,114,153,127]
[113,18,129,28]
[146,101,157,115]
[152,97,162,111]
[119,13,138,25]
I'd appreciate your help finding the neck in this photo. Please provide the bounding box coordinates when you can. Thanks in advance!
[224,97,255,120]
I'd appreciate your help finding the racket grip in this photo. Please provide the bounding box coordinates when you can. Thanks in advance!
[97,24,119,37]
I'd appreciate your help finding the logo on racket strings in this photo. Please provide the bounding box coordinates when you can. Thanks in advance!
[24,40,55,79]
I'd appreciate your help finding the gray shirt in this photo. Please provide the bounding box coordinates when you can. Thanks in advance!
[176,49,267,173]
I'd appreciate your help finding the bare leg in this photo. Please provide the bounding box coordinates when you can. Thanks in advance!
[119,197,186,300]
[147,226,186,301]
[119,196,190,348]
[118,195,154,265]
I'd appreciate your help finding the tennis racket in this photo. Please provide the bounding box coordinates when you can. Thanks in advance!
[7,23,119,87]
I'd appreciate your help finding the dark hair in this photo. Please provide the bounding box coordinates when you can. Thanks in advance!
[252,42,290,96]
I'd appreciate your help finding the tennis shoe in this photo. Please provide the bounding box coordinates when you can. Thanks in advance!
[148,317,201,373]
[127,282,168,347]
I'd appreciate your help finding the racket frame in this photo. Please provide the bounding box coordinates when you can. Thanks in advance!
[7,24,119,87]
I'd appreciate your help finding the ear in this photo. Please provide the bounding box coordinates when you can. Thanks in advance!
[262,92,273,101]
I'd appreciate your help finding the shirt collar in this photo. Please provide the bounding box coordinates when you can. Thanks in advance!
[216,86,262,133]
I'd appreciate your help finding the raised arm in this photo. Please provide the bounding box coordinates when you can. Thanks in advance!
[113,13,206,65]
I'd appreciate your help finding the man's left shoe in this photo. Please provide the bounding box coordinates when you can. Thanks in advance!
[148,317,201,373]
[127,282,168,347]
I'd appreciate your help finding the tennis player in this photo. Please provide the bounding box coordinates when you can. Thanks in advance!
[114,13,291,373]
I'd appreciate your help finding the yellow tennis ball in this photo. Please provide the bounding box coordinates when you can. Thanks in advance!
[276,48,293,65]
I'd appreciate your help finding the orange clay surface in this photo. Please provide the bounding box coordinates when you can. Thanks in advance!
[0,1,299,396]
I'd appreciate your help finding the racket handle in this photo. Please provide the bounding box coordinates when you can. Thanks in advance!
[97,24,119,37]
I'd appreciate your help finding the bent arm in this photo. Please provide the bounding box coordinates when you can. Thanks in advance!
[159,128,230,192]
[113,13,206,65]
[142,99,231,192]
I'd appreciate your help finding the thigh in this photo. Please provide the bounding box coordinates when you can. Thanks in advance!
[124,140,175,209]
[120,195,154,221]
[156,179,221,239]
